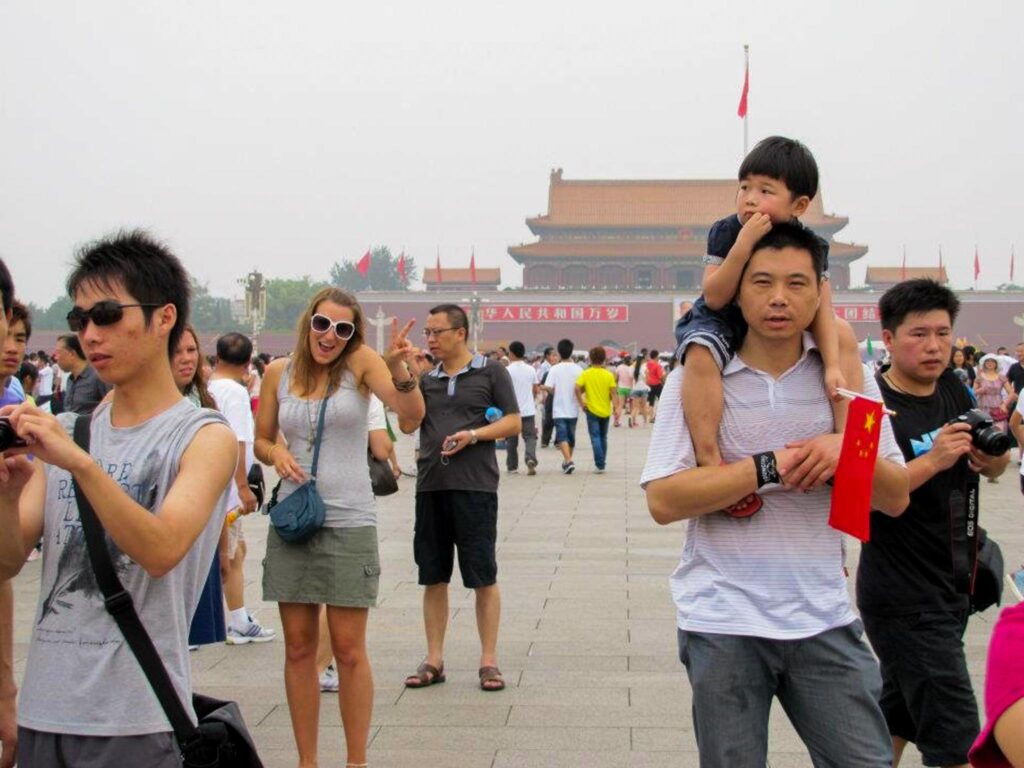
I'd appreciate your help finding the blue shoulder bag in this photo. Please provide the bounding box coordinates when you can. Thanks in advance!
[268,396,327,544]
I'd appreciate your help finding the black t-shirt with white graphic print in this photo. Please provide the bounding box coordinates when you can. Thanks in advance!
[856,368,974,616]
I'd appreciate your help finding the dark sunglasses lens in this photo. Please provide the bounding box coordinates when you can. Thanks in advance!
[311,315,331,332]
[337,322,355,340]
[66,309,86,331]
[90,302,124,326]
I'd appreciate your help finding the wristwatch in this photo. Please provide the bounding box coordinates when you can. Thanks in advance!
[469,429,479,445]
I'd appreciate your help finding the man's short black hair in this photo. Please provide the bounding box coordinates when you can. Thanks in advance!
[216,332,254,366]
[429,303,468,332]
[557,338,574,360]
[58,333,86,360]
[11,301,31,341]
[0,257,12,315]
[543,346,554,357]
[748,221,826,279]
[738,136,819,200]
[66,230,190,356]
[509,341,525,358]
[879,279,961,334]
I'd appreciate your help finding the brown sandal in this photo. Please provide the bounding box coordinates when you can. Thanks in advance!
[404,662,445,688]
[478,666,505,692]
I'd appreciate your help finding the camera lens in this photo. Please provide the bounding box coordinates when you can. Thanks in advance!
[0,419,22,453]
[974,426,1011,457]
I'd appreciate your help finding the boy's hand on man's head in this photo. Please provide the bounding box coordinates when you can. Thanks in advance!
[736,212,773,252]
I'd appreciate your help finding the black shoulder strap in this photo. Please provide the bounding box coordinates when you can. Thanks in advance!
[71,415,203,750]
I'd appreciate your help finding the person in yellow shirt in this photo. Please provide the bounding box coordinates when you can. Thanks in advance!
[575,346,620,474]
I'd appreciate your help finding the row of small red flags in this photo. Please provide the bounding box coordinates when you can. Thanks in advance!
[356,249,477,284]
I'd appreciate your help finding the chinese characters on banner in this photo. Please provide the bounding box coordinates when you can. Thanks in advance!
[833,305,879,323]
[476,305,629,322]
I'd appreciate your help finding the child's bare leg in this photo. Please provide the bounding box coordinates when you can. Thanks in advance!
[829,319,863,433]
[682,346,723,467]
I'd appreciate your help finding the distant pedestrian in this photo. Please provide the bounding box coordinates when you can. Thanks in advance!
[613,354,634,427]
[539,346,558,447]
[575,346,618,473]
[505,341,539,475]
[53,333,110,415]
[542,339,583,474]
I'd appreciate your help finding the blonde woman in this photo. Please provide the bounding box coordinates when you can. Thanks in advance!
[255,287,423,768]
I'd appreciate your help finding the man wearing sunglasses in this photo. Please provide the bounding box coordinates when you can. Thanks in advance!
[0,231,237,767]
[54,333,110,416]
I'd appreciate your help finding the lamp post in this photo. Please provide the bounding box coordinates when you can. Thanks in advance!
[1013,313,1024,342]
[466,292,486,353]
[367,306,395,354]
[237,270,267,354]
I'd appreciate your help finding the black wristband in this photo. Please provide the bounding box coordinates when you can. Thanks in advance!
[752,452,781,488]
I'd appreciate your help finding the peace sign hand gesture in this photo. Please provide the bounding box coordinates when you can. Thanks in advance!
[384,318,419,376]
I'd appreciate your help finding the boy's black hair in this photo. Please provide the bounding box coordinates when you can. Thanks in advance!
[216,332,254,366]
[748,222,826,279]
[66,230,190,356]
[557,338,574,360]
[879,279,961,334]
[17,361,38,386]
[509,341,526,358]
[739,136,819,200]
[0,257,12,315]
[57,334,86,360]
[11,301,31,341]
[428,303,468,332]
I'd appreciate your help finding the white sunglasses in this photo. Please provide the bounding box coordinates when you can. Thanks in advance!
[310,314,355,340]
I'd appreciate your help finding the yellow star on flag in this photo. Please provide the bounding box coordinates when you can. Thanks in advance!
[863,410,876,434]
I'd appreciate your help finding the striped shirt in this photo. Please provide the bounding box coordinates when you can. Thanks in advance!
[640,334,904,640]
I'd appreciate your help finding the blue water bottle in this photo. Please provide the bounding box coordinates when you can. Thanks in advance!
[488,407,505,449]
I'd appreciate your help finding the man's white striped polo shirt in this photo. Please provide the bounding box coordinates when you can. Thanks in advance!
[641,334,904,640]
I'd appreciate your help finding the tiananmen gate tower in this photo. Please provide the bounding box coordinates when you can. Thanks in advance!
[508,168,868,290]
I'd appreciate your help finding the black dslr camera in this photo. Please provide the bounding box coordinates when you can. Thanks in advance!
[0,417,27,452]
[947,409,1011,457]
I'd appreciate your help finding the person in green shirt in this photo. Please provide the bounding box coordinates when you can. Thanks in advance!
[575,346,619,473]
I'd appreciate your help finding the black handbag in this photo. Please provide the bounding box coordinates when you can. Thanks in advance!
[72,416,263,768]
[246,463,265,510]
[971,528,1005,614]
[368,449,398,496]
[267,397,327,543]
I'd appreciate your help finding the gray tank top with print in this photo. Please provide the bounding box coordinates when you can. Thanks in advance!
[277,365,375,528]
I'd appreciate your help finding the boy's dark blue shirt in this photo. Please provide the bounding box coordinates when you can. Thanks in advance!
[702,214,830,275]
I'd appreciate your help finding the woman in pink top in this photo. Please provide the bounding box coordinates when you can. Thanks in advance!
[970,602,1024,766]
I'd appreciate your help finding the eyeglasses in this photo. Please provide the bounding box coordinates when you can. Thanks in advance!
[422,327,457,338]
[310,313,356,340]
[66,301,161,332]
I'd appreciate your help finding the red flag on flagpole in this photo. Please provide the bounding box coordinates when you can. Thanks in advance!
[974,247,981,283]
[901,247,907,282]
[470,250,477,285]
[397,252,407,281]
[436,252,443,284]
[737,63,749,118]
[829,395,884,542]
[357,248,371,278]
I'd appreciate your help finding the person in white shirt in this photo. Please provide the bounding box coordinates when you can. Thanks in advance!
[642,223,909,766]
[208,332,276,645]
[505,341,540,475]
[541,339,583,474]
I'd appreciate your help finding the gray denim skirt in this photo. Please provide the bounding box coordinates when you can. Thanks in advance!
[262,525,380,608]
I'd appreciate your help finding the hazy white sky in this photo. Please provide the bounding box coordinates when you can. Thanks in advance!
[2,1,1022,305]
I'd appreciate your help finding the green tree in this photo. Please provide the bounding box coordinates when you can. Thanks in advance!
[189,278,243,332]
[265,276,330,331]
[329,246,416,291]
[25,296,74,331]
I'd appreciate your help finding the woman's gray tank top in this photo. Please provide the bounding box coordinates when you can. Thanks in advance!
[276,365,375,528]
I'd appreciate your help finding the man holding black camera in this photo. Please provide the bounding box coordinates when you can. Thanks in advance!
[858,279,1010,768]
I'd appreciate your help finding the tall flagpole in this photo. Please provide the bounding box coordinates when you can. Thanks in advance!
[743,45,750,156]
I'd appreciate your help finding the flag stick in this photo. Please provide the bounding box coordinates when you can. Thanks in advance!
[836,388,897,417]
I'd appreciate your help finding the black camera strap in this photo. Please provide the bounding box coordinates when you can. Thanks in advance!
[950,470,980,595]
[71,415,205,755]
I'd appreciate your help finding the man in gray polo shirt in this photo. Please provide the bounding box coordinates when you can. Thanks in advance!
[642,223,910,767]
[404,303,521,693]
[54,333,110,415]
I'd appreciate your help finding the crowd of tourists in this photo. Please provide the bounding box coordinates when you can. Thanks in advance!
[0,133,1022,768]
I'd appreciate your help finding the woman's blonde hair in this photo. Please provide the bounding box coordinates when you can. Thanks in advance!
[290,286,366,397]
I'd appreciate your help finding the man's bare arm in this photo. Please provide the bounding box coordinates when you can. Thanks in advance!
[646,461,759,524]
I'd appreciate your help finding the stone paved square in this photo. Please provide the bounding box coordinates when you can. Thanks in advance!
[10,421,1021,767]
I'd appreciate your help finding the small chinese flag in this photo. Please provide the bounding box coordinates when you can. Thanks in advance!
[974,247,981,282]
[829,395,884,542]
[357,248,371,278]
[470,250,477,285]
[397,252,407,281]
[435,252,443,283]
[737,63,749,118]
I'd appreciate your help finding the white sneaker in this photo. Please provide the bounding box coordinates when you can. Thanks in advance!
[319,664,339,692]
[225,620,276,645]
